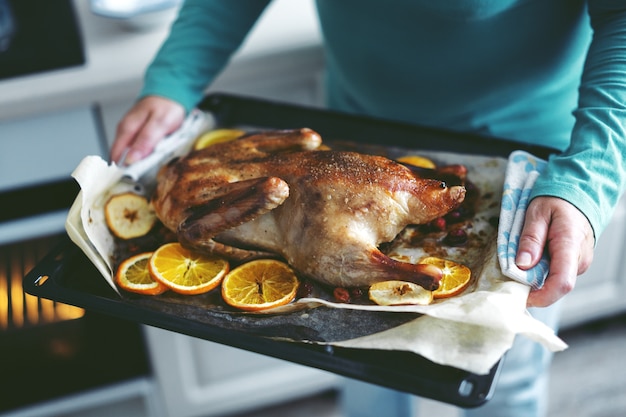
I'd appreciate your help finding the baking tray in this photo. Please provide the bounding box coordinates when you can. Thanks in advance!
[23,93,556,408]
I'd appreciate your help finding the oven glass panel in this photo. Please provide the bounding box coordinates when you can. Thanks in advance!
[0,235,151,412]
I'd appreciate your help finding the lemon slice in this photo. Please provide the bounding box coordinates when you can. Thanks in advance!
[149,243,229,295]
[368,280,433,306]
[396,155,437,169]
[193,128,245,150]
[115,252,168,295]
[104,192,157,240]
[221,259,299,311]
[418,257,472,299]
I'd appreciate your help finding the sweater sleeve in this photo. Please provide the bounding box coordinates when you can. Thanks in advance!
[530,0,626,239]
[139,0,271,113]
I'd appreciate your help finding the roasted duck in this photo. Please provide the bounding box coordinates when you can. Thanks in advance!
[152,128,466,290]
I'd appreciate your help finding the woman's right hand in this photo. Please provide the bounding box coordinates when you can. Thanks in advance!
[110,95,186,165]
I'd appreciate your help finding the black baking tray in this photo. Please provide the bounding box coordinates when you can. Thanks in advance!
[23,93,556,408]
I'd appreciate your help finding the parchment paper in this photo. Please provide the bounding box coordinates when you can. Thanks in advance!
[65,112,566,375]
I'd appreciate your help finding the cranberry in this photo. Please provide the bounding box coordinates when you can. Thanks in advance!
[445,206,474,224]
[444,228,468,246]
[445,210,463,223]
[297,281,314,298]
[350,287,365,300]
[333,287,351,303]
[429,217,447,232]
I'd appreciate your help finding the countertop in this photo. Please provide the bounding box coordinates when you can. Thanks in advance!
[0,0,321,122]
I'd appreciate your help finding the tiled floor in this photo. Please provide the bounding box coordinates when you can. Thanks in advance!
[231,313,626,417]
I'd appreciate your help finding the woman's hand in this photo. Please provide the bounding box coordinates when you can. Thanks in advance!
[110,95,186,165]
[515,196,595,307]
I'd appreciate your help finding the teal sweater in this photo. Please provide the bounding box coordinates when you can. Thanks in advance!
[141,0,626,239]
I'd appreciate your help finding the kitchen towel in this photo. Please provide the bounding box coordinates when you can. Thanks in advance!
[497,150,549,289]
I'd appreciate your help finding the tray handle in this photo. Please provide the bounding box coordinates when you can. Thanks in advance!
[23,239,70,297]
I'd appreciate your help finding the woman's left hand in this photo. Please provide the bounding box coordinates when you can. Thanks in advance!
[515,196,595,307]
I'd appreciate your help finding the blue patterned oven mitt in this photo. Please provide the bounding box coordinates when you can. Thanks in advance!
[497,151,550,289]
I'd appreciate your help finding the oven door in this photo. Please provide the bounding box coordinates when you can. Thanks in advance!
[0,105,152,414]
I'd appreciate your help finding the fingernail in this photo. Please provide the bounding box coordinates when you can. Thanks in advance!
[124,150,142,166]
[516,251,532,268]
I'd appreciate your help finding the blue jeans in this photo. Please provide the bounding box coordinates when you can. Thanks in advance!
[340,304,561,417]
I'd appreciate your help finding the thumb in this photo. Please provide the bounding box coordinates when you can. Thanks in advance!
[515,199,550,270]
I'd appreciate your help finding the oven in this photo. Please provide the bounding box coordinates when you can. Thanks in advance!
[0,235,153,414]
[0,2,154,411]
[0,118,156,416]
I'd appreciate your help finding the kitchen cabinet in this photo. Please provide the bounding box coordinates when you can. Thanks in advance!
[143,327,339,417]
[0,378,164,417]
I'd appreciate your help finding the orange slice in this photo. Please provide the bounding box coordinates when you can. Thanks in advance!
[418,257,471,298]
[104,192,157,240]
[148,243,229,295]
[368,280,433,306]
[115,252,168,295]
[221,259,299,311]
[396,155,437,169]
[193,128,245,150]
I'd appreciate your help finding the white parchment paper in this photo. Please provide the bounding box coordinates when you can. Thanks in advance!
[65,112,566,375]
